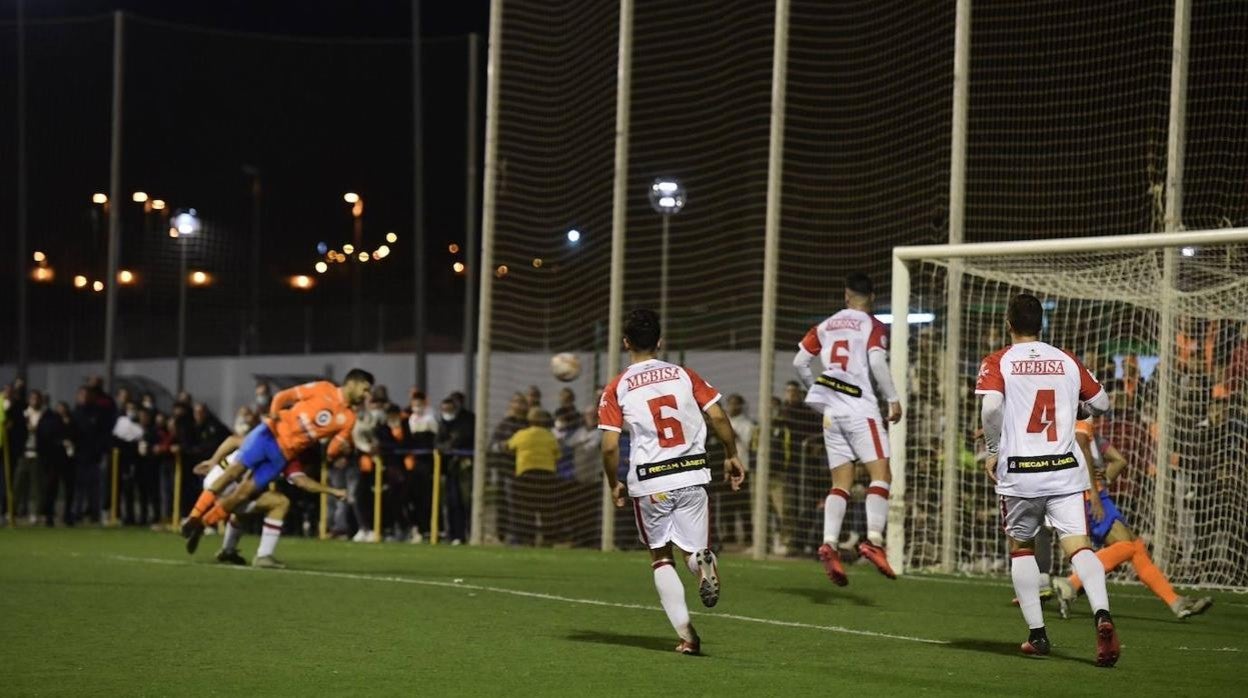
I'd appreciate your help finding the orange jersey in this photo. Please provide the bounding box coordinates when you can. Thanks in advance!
[265,381,356,460]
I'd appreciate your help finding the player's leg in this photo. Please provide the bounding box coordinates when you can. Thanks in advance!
[818,413,853,586]
[251,491,289,569]
[1051,493,1118,668]
[1105,521,1211,617]
[216,511,248,566]
[634,494,699,654]
[1002,496,1050,657]
[853,415,895,578]
[670,486,718,608]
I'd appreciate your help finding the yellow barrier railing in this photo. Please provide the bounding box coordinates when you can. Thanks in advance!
[430,450,443,546]
[318,456,330,540]
[170,453,183,528]
[110,448,121,526]
[2,427,12,526]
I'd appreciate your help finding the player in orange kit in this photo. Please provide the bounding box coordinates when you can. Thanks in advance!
[181,369,374,553]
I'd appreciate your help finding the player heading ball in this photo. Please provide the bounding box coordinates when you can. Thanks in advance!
[599,309,746,655]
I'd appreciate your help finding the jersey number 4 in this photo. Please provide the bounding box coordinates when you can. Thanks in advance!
[1026,389,1058,442]
[646,395,687,448]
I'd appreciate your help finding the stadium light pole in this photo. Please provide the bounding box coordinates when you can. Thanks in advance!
[172,209,201,393]
[344,192,364,350]
[648,178,685,359]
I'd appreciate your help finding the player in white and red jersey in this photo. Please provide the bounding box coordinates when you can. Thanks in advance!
[599,309,746,656]
[976,293,1119,666]
[793,272,902,585]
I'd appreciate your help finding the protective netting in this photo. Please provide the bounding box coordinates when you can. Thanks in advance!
[902,240,1248,589]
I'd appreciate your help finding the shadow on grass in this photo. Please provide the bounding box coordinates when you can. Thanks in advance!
[567,630,694,655]
[771,586,875,607]
[945,638,1098,666]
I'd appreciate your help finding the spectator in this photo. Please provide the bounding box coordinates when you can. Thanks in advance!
[135,408,160,526]
[505,408,561,545]
[112,401,144,524]
[718,394,756,545]
[371,384,391,406]
[15,389,46,523]
[72,384,115,524]
[407,391,438,439]
[152,411,179,524]
[140,392,156,412]
[232,406,258,437]
[767,395,793,555]
[405,391,438,543]
[185,403,227,470]
[4,379,29,520]
[375,403,413,540]
[437,396,476,544]
[526,385,543,409]
[38,401,74,526]
[553,388,581,437]
[563,406,603,547]
[491,393,530,450]
[254,381,273,412]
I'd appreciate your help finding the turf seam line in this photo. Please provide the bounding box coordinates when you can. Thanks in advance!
[105,554,949,645]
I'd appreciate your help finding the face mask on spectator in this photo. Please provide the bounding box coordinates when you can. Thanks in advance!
[126,408,138,420]
[234,418,251,436]
[440,409,458,421]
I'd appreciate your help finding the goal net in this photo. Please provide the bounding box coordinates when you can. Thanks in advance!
[892,231,1248,590]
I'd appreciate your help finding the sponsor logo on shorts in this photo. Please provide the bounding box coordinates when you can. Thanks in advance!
[815,375,863,398]
[1006,451,1078,473]
[315,409,332,427]
[637,453,708,481]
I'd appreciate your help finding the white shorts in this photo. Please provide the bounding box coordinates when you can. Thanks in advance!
[999,492,1088,541]
[823,411,890,468]
[632,485,709,553]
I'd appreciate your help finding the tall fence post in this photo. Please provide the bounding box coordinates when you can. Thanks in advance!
[470,0,504,546]
[602,0,635,552]
[1153,0,1192,571]
[319,457,329,540]
[752,0,790,560]
[431,450,443,545]
[103,11,124,391]
[372,455,384,540]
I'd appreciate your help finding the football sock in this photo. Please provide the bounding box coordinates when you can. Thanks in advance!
[202,503,228,527]
[652,560,694,642]
[1070,547,1109,613]
[1068,540,1135,591]
[1010,550,1045,629]
[222,517,243,552]
[1129,538,1178,606]
[865,481,889,546]
[189,490,216,520]
[823,488,849,545]
[257,518,283,558]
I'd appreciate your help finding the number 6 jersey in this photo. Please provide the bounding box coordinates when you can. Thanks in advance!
[598,359,722,497]
[975,341,1105,498]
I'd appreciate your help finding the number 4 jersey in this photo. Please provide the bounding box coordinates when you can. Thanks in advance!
[598,359,722,497]
[975,341,1105,498]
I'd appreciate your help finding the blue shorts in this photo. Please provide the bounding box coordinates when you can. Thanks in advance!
[1087,489,1127,546]
[237,423,288,490]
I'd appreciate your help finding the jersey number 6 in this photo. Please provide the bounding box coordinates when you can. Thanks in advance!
[830,340,851,371]
[1026,389,1058,442]
[646,395,687,448]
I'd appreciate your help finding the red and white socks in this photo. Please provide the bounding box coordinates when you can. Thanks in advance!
[1070,547,1110,614]
[256,518,283,558]
[865,480,890,546]
[823,488,849,545]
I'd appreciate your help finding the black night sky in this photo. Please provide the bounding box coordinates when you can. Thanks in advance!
[0,0,490,362]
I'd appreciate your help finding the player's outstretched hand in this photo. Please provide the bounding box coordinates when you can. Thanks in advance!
[983,453,999,484]
[724,456,746,491]
[611,481,627,508]
[192,461,214,477]
[330,487,348,502]
[1088,492,1105,522]
[887,401,903,424]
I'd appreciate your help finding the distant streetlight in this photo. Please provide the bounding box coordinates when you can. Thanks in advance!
[386,232,398,244]
[453,262,466,274]
[448,243,460,254]
[189,270,210,286]
[496,264,509,278]
[132,191,148,203]
[376,245,390,258]
[343,193,364,348]
[92,280,104,292]
[32,251,45,263]
[343,192,360,204]
[92,193,108,205]
[117,270,136,285]
[343,243,355,255]
[73,275,88,289]
[315,261,328,274]
[290,275,314,290]
[30,267,54,283]
[174,208,203,393]
[648,177,686,356]
[150,199,166,211]
[566,229,581,243]
[358,252,370,262]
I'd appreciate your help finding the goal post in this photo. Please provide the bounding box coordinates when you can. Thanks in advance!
[888,228,1248,588]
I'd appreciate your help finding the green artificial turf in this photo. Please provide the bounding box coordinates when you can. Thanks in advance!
[0,528,1243,696]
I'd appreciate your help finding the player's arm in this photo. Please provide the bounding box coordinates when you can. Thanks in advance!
[326,426,356,460]
[1102,443,1128,485]
[868,348,902,423]
[1075,427,1106,522]
[195,433,243,474]
[288,472,346,501]
[792,326,821,388]
[600,429,625,508]
[979,392,1003,483]
[705,403,745,491]
[267,385,303,418]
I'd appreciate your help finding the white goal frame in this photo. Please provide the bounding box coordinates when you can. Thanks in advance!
[886,227,1248,576]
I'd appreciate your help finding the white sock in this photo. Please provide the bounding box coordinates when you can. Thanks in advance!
[223,519,243,552]
[823,489,848,545]
[1070,548,1109,613]
[257,517,283,558]
[1011,551,1045,629]
[865,480,890,546]
[652,560,694,642]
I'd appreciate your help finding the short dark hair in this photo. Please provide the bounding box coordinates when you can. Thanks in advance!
[846,272,874,296]
[344,368,375,386]
[1007,294,1044,335]
[624,309,661,351]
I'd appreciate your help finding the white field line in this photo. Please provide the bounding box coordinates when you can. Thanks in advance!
[105,554,947,645]
[903,573,1248,608]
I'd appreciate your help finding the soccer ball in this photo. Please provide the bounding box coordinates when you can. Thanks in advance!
[551,352,581,382]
